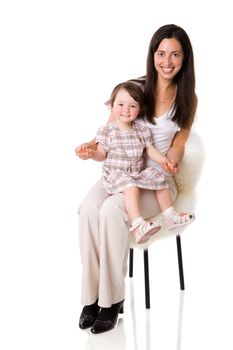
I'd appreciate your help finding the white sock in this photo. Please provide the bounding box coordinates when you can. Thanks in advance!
[162,206,174,218]
[132,216,145,228]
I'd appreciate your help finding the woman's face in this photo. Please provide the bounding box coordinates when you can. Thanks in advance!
[154,38,184,82]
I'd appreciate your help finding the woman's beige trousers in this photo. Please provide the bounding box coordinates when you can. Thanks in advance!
[78,179,177,308]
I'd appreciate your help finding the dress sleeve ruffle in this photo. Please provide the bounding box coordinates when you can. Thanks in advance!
[96,125,111,153]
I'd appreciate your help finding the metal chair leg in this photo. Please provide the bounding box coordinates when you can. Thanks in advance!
[176,235,185,290]
[130,237,185,308]
[129,248,134,277]
[144,249,150,309]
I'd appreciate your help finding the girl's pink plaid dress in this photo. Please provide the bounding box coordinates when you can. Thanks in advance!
[96,122,169,194]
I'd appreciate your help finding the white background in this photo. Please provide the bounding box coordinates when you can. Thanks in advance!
[1,1,233,349]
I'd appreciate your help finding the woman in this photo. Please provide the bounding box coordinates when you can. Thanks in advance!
[75,24,197,334]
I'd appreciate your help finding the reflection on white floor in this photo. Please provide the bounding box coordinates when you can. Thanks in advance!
[128,281,184,350]
[84,319,127,350]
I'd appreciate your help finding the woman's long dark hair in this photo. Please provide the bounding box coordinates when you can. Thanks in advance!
[143,24,197,128]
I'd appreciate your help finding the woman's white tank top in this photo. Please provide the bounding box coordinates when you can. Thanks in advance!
[135,107,180,173]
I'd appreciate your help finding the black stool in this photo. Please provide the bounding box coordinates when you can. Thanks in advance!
[129,234,185,309]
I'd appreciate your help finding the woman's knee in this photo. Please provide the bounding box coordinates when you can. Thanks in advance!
[78,182,109,218]
[99,193,129,224]
[78,198,100,219]
[99,195,131,246]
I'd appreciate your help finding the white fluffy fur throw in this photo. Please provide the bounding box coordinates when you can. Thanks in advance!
[174,131,205,194]
[131,131,205,248]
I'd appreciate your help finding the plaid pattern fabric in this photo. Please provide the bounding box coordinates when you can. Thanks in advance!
[96,122,168,194]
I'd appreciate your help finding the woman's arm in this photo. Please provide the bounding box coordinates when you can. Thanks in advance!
[89,143,106,162]
[167,128,191,166]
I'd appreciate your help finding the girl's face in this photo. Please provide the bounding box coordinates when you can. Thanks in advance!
[112,89,140,124]
[154,38,184,82]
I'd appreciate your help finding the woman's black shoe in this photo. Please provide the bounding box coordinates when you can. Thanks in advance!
[90,300,124,334]
[79,300,100,329]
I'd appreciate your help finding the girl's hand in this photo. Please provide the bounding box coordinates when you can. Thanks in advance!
[75,143,94,160]
[167,159,179,174]
[161,157,178,174]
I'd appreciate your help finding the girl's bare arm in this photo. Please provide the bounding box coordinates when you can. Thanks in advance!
[146,145,177,174]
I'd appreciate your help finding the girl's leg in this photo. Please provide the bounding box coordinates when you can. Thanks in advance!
[124,187,161,244]
[155,188,173,212]
[123,186,141,222]
[140,176,177,219]
[155,185,195,230]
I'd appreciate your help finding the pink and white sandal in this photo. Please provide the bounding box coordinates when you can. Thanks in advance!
[130,221,161,244]
[164,210,195,230]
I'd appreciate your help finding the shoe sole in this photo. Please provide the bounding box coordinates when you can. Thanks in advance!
[136,225,161,244]
[168,216,195,230]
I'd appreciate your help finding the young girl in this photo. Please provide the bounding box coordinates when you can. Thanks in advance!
[81,81,194,244]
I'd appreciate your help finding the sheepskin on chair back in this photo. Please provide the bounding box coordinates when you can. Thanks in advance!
[132,131,205,247]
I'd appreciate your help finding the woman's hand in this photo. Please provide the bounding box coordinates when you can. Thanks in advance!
[75,142,96,160]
